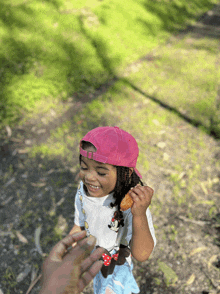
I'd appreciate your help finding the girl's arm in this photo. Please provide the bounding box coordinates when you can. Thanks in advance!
[128,184,155,262]
[129,214,154,262]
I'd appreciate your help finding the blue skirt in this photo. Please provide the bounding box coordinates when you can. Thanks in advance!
[93,249,140,294]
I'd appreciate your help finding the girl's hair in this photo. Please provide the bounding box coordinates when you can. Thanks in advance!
[79,141,144,212]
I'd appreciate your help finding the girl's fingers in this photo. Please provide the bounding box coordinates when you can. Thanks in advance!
[129,192,140,203]
[131,185,153,198]
[131,185,142,194]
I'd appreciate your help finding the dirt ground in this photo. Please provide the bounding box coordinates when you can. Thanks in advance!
[0,4,220,294]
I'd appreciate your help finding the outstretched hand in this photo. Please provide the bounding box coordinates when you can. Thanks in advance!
[40,231,104,294]
[129,184,154,217]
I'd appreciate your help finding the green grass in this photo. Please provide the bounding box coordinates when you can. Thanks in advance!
[30,70,213,212]
[126,37,220,137]
[0,0,218,127]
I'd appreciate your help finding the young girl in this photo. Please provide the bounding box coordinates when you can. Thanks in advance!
[69,126,156,294]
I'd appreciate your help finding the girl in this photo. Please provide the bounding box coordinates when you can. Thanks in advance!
[69,126,156,294]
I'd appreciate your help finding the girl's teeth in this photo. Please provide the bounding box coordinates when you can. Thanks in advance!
[89,184,99,189]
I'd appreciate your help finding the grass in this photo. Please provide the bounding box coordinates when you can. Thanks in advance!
[1,4,219,291]
[0,0,218,127]
[30,52,215,212]
[126,37,220,137]
[2,267,17,294]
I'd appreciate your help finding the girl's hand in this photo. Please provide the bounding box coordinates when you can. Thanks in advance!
[129,184,154,217]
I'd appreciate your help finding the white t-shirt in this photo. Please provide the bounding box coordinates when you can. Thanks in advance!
[74,181,156,253]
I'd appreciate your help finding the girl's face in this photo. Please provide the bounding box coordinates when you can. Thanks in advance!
[79,146,117,197]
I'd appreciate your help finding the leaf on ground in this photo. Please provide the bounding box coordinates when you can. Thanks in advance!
[4,178,15,187]
[189,247,207,256]
[6,125,12,137]
[1,196,13,206]
[201,182,208,194]
[157,142,166,149]
[186,273,195,285]
[31,267,38,282]
[57,197,65,206]
[18,149,29,154]
[158,261,178,285]
[178,172,186,180]
[208,255,218,270]
[163,153,170,161]
[16,231,28,244]
[31,182,46,187]
[54,215,68,236]
[196,200,215,206]
[152,119,160,126]
[34,226,45,256]
[16,264,31,283]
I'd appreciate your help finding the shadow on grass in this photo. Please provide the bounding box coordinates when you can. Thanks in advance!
[0,1,117,127]
[0,0,219,142]
[182,3,220,38]
[143,0,219,34]
[120,77,220,140]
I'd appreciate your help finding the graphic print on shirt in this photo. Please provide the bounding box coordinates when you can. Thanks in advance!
[78,188,92,238]
[108,210,125,232]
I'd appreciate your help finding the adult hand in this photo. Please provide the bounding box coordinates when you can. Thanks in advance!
[39,231,104,294]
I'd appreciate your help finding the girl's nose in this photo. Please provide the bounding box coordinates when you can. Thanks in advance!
[85,171,96,181]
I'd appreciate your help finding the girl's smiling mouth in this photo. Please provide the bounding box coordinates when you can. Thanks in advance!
[86,182,101,192]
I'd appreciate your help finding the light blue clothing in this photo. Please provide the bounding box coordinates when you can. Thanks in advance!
[74,181,156,294]
[93,248,140,294]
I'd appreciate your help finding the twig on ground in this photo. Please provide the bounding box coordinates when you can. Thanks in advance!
[178,215,210,226]
[25,273,42,294]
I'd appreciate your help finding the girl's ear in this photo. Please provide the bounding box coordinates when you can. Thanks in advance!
[129,168,134,178]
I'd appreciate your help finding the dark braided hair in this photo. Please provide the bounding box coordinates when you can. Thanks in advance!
[110,166,143,212]
[79,141,144,213]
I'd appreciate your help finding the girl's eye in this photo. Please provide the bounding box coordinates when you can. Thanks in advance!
[80,166,106,176]
[98,172,106,176]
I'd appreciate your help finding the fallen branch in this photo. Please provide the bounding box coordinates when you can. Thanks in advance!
[178,215,210,226]
[26,273,42,294]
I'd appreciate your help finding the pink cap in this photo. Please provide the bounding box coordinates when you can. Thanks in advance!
[79,126,142,178]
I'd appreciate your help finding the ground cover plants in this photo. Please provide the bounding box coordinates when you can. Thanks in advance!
[0,0,218,128]
[0,0,220,293]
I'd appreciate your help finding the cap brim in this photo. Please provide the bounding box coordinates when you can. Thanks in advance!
[134,167,142,179]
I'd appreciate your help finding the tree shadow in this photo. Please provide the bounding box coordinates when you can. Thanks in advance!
[1,0,219,145]
[41,0,63,10]
[181,3,220,38]
[0,1,117,127]
[119,77,220,140]
[142,0,219,36]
